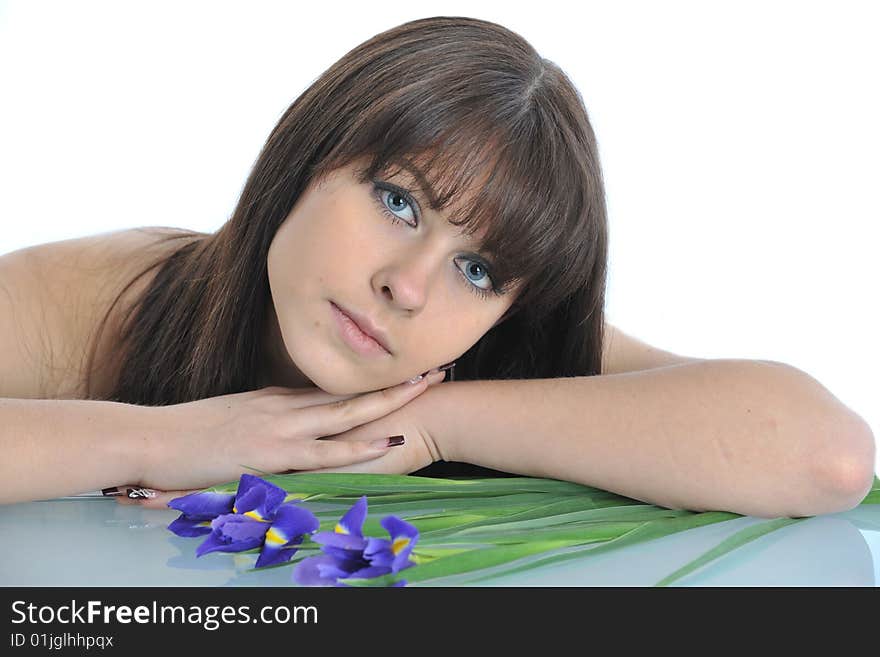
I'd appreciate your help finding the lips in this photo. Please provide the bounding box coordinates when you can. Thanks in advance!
[331,302,392,354]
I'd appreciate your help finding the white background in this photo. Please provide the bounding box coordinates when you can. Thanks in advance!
[1,1,877,474]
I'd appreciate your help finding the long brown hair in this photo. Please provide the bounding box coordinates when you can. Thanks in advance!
[88,16,608,406]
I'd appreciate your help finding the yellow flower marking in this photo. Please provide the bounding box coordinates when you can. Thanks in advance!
[244,510,265,521]
[265,528,287,546]
[391,537,410,555]
[335,523,349,534]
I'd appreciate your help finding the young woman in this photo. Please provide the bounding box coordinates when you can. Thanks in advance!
[0,17,873,517]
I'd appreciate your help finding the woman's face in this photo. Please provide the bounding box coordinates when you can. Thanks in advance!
[264,160,518,394]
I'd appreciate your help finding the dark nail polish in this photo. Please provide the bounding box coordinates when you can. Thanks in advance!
[126,487,157,499]
[101,487,122,497]
[419,361,456,378]
[387,435,405,447]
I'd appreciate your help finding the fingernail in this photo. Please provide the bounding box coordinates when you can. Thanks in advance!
[101,487,123,497]
[408,361,456,384]
[372,435,406,449]
[417,361,456,378]
[126,487,158,499]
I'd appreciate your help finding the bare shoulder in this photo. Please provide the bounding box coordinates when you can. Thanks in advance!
[601,321,705,375]
[0,227,199,399]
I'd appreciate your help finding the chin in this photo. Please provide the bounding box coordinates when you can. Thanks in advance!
[324,382,384,396]
[287,340,399,395]
[305,369,384,396]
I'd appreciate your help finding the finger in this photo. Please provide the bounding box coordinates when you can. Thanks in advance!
[294,370,445,437]
[285,434,407,471]
[427,369,447,385]
[259,386,364,409]
[303,459,397,475]
[111,487,201,509]
[272,369,447,409]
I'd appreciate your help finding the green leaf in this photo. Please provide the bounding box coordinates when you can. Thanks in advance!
[210,473,604,497]
[298,490,518,504]
[366,513,491,535]
[859,476,880,505]
[470,511,740,582]
[197,472,842,588]
[411,546,472,561]
[421,520,647,547]
[653,517,805,586]
[415,496,639,534]
[366,540,584,586]
[310,492,553,513]
[446,504,692,536]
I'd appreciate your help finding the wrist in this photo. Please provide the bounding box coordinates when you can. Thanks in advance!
[113,401,168,485]
[416,380,463,463]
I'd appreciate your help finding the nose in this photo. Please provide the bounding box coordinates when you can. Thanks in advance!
[373,246,444,313]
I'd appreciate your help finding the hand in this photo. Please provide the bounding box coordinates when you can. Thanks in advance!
[117,369,448,506]
[114,377,445,509]
[296,377,449,476]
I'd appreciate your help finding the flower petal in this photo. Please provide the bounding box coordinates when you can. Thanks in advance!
[381,515,419,547]
[195,514,269,557]
[363,537,394,568]
[269,503,320,541]
[333,495,367,537]
[233,474,287,521]
[320,545,369,566]
[293,555,347,587]
[255,536,304,569]
[217,515,270,542]
[312,531,368,552]
[167,491,235,520]
[255,504,320,568]
[380,515,419,572]
[168,515,213,537]
[347,564,392,581]
[195,530,233,558]
[317,559,358,581]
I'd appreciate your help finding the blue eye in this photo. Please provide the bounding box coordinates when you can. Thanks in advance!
[455,258,494,298]
[370,180,500,300]
[375,186,417,226]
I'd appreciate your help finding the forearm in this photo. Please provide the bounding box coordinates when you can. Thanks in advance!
[0,398,155,504]
[427,360,876,518]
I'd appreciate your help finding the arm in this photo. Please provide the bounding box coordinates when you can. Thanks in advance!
[424,359,876,518]
[0,376,450,506]
[0,398,153,504]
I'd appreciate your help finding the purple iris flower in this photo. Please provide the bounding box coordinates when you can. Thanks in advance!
[293,496,419,587]
[167,491,235,537]
[168,474,319,568]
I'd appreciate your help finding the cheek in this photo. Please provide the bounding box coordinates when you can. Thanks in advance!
[423,312,494,355]
[269,222,338,289]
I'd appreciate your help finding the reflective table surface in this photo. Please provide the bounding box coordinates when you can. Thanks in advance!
[1,498,878,586]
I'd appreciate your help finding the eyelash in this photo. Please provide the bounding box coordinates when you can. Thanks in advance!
[370,181,500,300]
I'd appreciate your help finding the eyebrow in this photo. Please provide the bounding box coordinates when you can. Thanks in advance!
[389,158,442,210]
[383,159,493,257]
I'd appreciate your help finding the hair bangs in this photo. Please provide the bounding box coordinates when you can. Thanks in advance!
[323,115,593,313]
[308,23,601,322]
